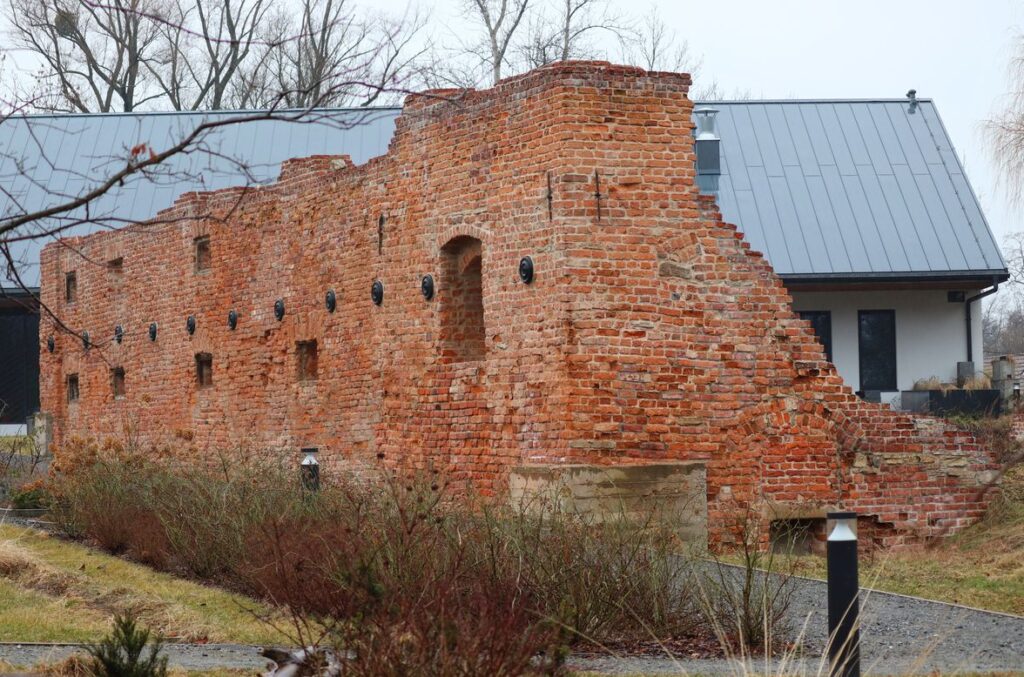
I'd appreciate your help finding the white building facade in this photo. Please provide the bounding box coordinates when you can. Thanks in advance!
[790,287,987,405]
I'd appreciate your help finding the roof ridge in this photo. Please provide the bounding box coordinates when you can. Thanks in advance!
[695,98,932,105]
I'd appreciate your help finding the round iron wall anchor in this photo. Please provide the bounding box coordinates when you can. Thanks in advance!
[81,330,90,350]
[421,274,435,300]
[518,256,535,284]
[149,322,158,341]
[114,325,124,344]
[371,280,384,306]
[46,335,55,353]
[274,299,285,321]
[186,315,196,335]
[228,309,238,330]
[325,289,337,313]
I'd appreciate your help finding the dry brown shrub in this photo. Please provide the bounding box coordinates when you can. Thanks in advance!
[913,376,946,391]
[50,455,722,670]
[37,653,92,677]
[963,373,993,390]
[0,540,36,577]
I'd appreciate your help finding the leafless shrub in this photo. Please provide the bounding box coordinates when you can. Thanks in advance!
[698,504,797,655]
[48,443,717,668]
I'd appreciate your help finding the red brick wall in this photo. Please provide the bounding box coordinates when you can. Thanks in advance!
[39,62,999,547]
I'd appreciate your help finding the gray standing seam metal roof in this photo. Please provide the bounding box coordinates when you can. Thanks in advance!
[0,108,401,290]
[0,98,1007,291]
[697,99,1007,281]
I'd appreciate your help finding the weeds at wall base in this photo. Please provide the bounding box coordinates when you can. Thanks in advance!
[45,445,796,672]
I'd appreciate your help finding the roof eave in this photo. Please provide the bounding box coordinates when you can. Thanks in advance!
[1,286,40,297]
[781,270,1009,287]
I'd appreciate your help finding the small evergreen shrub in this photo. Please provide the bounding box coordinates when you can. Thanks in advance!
[10,480,49,509]
[86,613,168,677]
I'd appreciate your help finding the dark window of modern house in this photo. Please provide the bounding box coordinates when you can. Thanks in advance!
[67,373,79,402]
[296,340,318,380]
[858,310,897,391]
[195,352,213,387]
[194,236,211,272]
[798,310,833,362]
[111,367,126,398]
[65,271,77,303]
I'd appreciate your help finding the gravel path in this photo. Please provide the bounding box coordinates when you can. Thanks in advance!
[1,572,1020,674]
[0,643,269,672]
[570,574,1024,675]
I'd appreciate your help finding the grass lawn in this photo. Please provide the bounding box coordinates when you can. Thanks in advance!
[767,466,1024,616]
[0,523,292,645]
[0,435,34,454]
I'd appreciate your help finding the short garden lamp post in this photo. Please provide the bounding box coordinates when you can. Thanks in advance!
[827,511,860,677]
[300,447,320,493]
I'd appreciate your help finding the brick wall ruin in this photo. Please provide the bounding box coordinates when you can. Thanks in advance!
[39,62,1000,548]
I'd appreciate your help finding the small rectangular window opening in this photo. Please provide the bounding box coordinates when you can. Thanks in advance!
[107,257,123,275]
[195,352,213,387]
[111,367,126,398]
[296,340,318,381]
[194,236,211,272]
[65,272,77,303]
[67,374,80,402]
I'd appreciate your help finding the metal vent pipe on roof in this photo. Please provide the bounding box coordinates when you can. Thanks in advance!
[906,89,918,114]
[694,107,721,176]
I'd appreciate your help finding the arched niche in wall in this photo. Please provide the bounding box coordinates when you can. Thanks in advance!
[439,235,485,363]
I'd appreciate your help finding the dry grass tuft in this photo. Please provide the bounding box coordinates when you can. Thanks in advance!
[0,539,78,595]
[911,375,994,391]
[0,539,36,576]
[38,654,93,677]
[963,373,993,390]
[0,524,288,645]
[913,376,951,392]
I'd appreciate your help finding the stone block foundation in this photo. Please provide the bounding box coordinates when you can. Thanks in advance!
[510,462,708,548]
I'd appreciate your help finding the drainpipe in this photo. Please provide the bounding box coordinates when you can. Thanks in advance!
[965,281,1000,363]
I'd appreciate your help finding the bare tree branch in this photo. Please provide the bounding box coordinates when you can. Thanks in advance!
[6,0,166,112]
[988,33,1024,206]
[5,0,429,111]
[516,0,621,69]
[464,0,531,84]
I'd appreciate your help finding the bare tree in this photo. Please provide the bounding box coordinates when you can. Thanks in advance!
[6,0,429,111]
[616,7,729,100]
[1005,231,1024,288]
[989,33,1024,206]
[463,0,531,84]
[984,296,1024,355]
[618,6,692,73]
[146,0,273,110]
[517,0,620,69]
[257,0,429,109]
[6,0,166,112]
[983,232,1024,355]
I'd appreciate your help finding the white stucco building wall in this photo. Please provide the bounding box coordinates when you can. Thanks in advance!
[789,289,985,402]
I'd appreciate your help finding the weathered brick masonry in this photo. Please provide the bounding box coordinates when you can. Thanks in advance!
[40,62,999,547]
